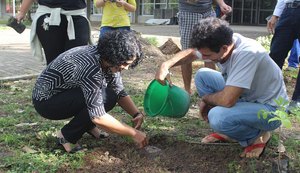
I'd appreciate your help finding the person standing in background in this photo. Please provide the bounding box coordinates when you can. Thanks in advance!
[16,0,91,64]
[178,0,232,94]
[267,0,300,111]
[94,0,136,38]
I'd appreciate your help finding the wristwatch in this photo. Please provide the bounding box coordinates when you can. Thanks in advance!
[133,112,144,118]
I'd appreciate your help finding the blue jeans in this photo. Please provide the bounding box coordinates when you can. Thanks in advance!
[269,7,300,101]
[194,68,281,146]
[99,26,130,38]
[288,39,300,68]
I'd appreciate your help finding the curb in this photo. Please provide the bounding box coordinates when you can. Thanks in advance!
[0,74,39,82]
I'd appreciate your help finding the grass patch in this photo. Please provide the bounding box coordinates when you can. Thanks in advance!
[0,20,299,172]
[0,73,299,172]
[144,37,159,47]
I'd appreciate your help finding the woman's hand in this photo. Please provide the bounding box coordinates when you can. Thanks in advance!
[131,113,144,129]
[132,130,148,148]
[15,11,26,23]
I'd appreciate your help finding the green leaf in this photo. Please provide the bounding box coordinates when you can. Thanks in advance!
[263,111,269,119]
[257,110,266,119]
[274,110,288,119]
[268,117,281,122]
[281,119,292,129]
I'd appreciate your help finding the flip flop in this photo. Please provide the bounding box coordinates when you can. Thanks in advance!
[201,133,227,143]
[241,139,270,158]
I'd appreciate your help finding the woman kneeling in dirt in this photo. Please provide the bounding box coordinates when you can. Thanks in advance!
[32,31,148,153]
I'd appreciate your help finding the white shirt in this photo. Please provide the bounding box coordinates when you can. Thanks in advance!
[216,33,288,106]
[273,0,300,17]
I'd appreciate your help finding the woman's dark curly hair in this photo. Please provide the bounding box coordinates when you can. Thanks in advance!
[190,17,233,53]
[97,30,144,68]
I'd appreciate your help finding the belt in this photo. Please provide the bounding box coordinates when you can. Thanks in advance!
[286,1,300,8]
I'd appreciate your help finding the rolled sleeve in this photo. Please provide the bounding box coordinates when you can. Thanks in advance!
[273,0,285,17]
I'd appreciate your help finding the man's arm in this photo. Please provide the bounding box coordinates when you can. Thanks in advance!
[202,86,244,107]
[267,0,285,34]
[155,48,199,84]
[273,0,285,17]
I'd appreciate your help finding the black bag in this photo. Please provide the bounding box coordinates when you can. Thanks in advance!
[7,16,26,34]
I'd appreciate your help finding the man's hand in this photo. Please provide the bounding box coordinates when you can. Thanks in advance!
[155,63,170,85]
[219,3,232,15]
[131,113,144,129]
[267,15,279,34]
[198,100,212,122]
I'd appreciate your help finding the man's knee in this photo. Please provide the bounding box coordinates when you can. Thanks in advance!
[195,67,213,83]
[207,106,228,131]
[194,68,216,96]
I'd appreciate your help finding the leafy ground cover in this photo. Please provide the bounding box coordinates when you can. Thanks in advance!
[0,35,300,173]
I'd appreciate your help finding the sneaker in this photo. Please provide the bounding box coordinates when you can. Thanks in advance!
[286,100,300,114]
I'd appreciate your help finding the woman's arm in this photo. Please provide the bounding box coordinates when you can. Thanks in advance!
[118,95,144,129]
[92,113,148,148]
[16,0,35,22]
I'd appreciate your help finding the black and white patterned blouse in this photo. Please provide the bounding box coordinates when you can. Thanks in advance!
[32,45,127,118]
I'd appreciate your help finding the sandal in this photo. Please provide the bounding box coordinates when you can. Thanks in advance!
[240,132,271,158]
[201,133,227,143]
[87,128,109,139]
[56,137,84,153]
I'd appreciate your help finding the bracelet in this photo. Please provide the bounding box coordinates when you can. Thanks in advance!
[133,112,143,118]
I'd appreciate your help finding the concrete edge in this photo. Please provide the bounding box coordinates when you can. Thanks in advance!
[0,74,39,82]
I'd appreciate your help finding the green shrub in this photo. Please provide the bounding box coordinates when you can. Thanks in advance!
[256,35,273,52]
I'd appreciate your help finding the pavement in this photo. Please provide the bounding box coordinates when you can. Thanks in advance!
[0,24,268,81]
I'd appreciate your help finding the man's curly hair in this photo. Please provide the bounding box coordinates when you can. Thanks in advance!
[97,30,144,68]
[190,17,233,53]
